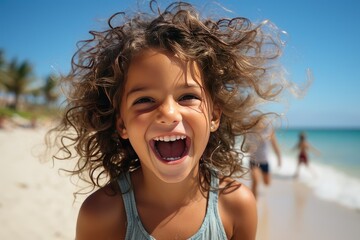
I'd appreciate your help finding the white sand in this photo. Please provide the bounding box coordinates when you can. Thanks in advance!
[255,176,360,240]
[1,127,360,240]
[0,127,82,240]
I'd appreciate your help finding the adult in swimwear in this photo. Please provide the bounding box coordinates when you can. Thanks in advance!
[248,120,282,199]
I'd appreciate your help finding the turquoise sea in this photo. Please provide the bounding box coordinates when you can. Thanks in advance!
[272,128,360,210]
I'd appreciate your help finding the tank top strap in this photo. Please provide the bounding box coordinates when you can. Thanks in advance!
[117,172,134,230]
[207,171,228,239]
[189,170,227,239]
[117,172,154,239]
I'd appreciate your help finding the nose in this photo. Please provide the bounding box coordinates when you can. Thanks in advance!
[156,97,182,125]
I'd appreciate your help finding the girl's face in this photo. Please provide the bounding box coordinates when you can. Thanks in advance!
[117,49,221,183]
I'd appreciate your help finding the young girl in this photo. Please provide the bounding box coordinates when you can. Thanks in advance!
[294,132,320,178]
[48,1,287,239]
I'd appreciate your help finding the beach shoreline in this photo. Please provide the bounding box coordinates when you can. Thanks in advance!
[1,127,360,240]
[255,175,360,240]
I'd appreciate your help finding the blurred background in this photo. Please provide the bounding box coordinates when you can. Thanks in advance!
[1,0,359,239]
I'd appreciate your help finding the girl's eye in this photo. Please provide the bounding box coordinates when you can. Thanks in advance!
[179,94,200,102]
[133,97,154,105]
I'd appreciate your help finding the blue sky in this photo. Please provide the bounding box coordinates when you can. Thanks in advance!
[1,0,359,128]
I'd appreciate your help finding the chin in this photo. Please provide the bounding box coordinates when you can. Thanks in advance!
[155,162,198,184]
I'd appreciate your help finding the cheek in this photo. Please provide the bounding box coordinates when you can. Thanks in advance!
[188,105,211,127]
[186,111,211,137]
[124,113,153,136]
[128,114,147,124]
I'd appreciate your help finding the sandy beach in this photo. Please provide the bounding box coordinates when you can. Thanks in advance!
[254,177,360,240]
[1,127,360,240]
[0,127,82,240]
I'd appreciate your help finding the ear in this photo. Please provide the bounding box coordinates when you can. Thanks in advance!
[210,104,222,132]
[116,117,128,139]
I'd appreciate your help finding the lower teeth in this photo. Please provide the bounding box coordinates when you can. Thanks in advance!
[163,157,181,161]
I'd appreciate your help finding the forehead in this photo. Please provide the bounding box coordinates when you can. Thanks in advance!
[126,49,203,87]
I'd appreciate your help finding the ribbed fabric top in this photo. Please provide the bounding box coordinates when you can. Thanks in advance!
[117,171,228,240]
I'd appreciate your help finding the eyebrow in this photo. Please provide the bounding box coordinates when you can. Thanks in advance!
[126,86,151,99]
[126,83,202,99]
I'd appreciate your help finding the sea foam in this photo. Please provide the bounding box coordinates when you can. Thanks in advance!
[269,154,360,211]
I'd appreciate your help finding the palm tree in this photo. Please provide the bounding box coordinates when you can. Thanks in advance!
[0,50,6,89]
[2,59,33,110]
[0,50,4,68]
[42,74,60,106]
[0,50,6,107]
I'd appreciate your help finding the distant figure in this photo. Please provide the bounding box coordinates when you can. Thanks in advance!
[294,131,320,178]
[248,121,282,198]
[30,116,37,128]
[0,114,5,129]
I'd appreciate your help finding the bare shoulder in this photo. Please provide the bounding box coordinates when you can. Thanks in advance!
[218,178,257,240]
[76,184,126,240]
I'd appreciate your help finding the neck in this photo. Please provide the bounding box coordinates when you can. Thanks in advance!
[132,167,204,209]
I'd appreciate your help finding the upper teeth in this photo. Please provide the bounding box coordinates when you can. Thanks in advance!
[153,135,186,142]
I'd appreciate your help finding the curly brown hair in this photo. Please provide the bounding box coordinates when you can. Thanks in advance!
[48,1,285,192]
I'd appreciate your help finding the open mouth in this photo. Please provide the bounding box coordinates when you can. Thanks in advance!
[151,135,190,162]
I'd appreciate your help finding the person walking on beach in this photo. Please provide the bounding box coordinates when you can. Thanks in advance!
[47,1,289,239]
[294,131,320,178]
[248,120,282,198]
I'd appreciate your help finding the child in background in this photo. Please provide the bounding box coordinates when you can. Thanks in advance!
[294,131,320,178]
[48,1,288,239]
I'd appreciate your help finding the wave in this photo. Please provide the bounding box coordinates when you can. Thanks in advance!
[268,154,360,211]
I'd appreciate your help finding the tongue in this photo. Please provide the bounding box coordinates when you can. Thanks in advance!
[156,140,185,159]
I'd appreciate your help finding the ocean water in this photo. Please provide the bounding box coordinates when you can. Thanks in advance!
[270,128,360,210]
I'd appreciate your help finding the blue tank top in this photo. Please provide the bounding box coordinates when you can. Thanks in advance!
[117,172,228,240]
